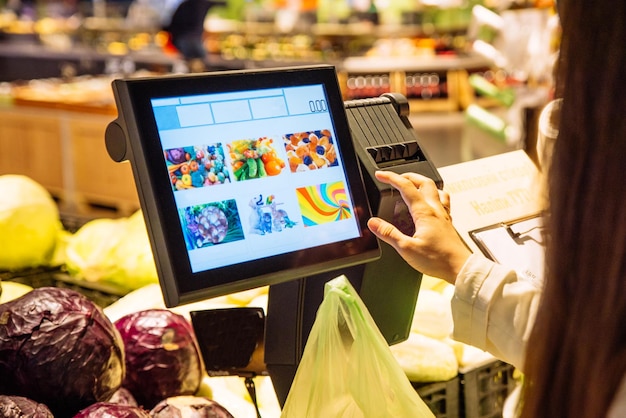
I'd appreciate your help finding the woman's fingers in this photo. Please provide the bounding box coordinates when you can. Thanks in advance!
[367,217,402,245]
[439,190,451,215]
[374,170,421,201]
[367,170,471,283]
[375,170,449,217]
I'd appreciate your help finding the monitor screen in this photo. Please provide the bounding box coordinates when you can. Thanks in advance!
[106,65,380,306]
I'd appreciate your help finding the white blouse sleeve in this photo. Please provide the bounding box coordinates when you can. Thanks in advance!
[450,253,541,371]
[608,376,626,418]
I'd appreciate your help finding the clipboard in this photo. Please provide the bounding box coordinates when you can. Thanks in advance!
[469,213,545,288]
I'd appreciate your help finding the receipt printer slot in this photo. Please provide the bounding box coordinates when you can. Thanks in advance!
[365,141,423,165]
[345,92,442,189]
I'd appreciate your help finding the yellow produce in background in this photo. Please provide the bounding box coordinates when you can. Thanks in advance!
[0,281,33,304]
[64,210,159,291]
[0,175,62,271]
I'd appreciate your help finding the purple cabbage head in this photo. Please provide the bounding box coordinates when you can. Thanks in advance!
[108,387,139,407]
[0,287,125,417]
[114,309,203,409]
[0,395,54,418]
[73,402,151,418]
[150,396,234,418]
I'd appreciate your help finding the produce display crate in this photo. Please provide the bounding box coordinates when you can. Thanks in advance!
[59,210,99,233]
[413,359,516,418]
[414,377,460,418]
[1,267,127,308]
[460,359,517,418]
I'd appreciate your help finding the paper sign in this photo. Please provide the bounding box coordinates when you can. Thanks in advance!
[438,150,543,254]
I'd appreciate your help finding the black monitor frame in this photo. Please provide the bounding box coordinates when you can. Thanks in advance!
[105,64,380,307]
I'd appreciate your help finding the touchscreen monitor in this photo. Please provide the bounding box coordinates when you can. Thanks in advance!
[106,65,380,306]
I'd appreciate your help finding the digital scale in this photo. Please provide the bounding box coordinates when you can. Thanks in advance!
[105,64,443,406]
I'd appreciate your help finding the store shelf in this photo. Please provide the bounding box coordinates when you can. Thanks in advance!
[342,54,490,74]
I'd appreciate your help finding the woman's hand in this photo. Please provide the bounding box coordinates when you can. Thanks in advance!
[367,171,472,284]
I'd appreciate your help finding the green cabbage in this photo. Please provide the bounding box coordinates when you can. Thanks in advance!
[64,210,158,291]
[0,175,61,271]
[390,333,459,382]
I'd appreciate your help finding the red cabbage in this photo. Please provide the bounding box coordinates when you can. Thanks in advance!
[150,396,234,418]
[114,309,202,409]
[0,395,54,418]
[73,402,151,418]
[108,387,139,407]
[0,287,125,417]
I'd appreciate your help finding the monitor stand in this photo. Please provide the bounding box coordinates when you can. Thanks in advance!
[265,243,423,406]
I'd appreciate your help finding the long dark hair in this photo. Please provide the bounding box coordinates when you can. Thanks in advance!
[520,1,626,417]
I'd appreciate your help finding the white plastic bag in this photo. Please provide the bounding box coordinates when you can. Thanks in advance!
[280,275,435,418]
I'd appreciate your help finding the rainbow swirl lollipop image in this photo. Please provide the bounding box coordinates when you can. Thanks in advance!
[296,181,352,226]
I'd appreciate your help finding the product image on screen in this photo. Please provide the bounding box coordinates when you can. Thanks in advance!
[105,65,379,306]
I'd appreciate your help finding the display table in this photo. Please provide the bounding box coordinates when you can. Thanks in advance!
[0,102,139,215]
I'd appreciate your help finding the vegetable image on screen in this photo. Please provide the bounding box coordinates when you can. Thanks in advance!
[228,137,286,181]
[284,129,338,172]
[179,200,244,249]
[165,144,230,191]
[296,181,353,226]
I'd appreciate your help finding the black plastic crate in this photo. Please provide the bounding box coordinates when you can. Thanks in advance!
[1,267,127,308]
[414,377,460,418]
[460,360,517,418]
[59,211,99,233]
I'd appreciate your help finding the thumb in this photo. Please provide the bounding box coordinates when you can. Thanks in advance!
[367,217,406,248]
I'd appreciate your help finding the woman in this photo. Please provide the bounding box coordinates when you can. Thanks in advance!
[367,0,626,416]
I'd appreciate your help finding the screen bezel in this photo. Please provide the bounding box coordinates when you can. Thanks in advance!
[110,65,380,306]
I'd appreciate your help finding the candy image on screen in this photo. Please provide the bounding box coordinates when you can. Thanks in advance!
[296,181,353,226]
[179,200,244,249]
[283,129,338,172]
